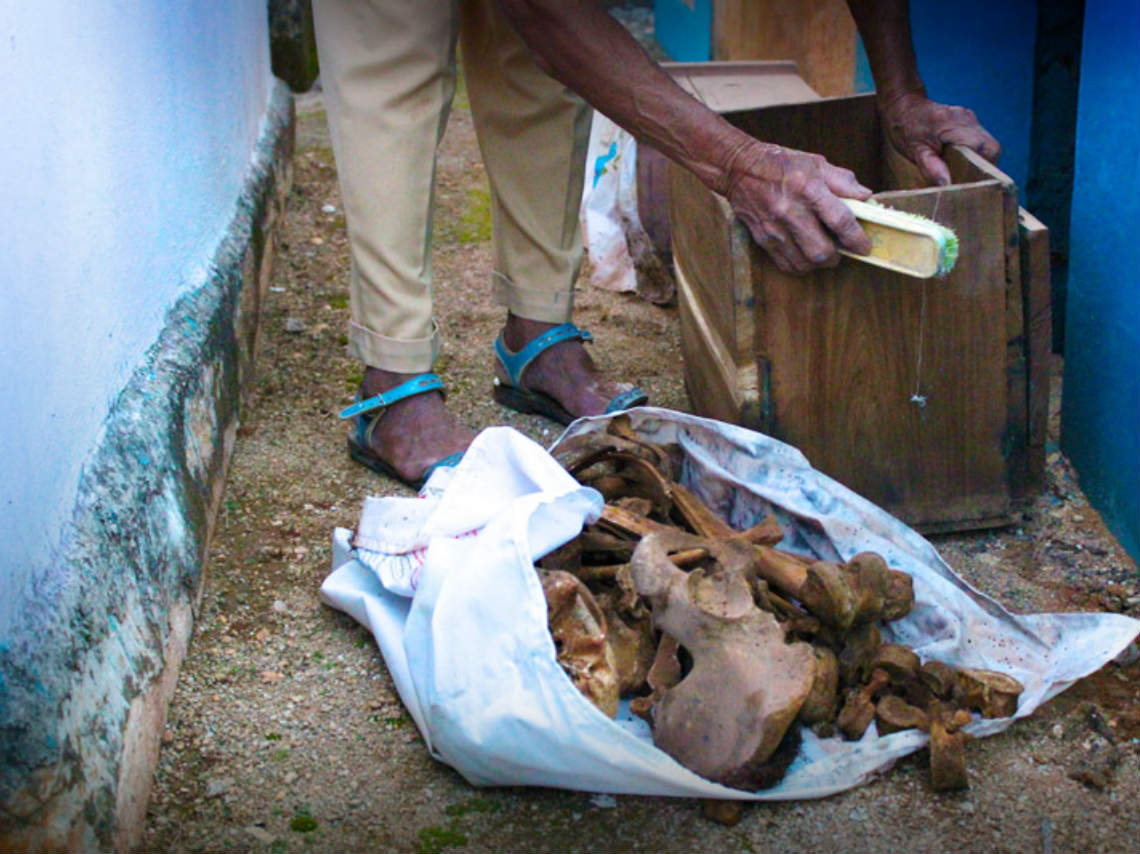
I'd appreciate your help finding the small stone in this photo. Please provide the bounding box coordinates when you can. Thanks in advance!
[284,317,307,333]
[322,204,337,213]
[702,799,743,826]
[245,826,274,844]
[310,236,324,246]
[205,777,234,798]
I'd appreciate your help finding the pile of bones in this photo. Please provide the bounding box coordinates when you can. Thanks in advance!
[538,416,1024,794]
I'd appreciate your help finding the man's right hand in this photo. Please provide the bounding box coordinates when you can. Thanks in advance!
[721,140,874,275]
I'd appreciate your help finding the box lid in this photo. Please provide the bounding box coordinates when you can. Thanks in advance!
[663,61,820,113]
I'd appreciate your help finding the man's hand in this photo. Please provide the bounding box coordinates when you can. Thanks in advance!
[722,140,874,274]
[879,91,1002,187]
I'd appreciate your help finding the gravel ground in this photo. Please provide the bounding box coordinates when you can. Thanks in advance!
[141,42,1139,854]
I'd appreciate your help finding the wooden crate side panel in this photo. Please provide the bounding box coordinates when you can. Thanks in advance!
[667,161,749,363]
[757,182,1011,528]
[676,262,763,427]
[710,0,858,97]
[727,95,883,188]
[1019,208,1051,494]
[945,147,1028,500]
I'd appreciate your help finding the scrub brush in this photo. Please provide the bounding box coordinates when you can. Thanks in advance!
[840,198,959,278]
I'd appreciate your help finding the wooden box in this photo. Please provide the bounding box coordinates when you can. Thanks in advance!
[669,93,1050,532]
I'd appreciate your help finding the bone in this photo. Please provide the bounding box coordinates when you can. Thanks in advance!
[953,667,1024,718]
[875,695,930,735]
[597,504,673,539]
[750,549,906,632]
[798,646,840,725]
[631,533,816,789]
[837,622,882,688]
[630,632,683,725]
[837,669,891,740]
[595,594,656,696]
[928,703,974,791]
[614,495,655,518]
[670,483,737,539]
[871,644,922,689]
[732,515,785,546]
[844,552,890,624]
[919,659,959,700]
[606,413,676,478]
[882,568,916,620]
[538,570,620,718]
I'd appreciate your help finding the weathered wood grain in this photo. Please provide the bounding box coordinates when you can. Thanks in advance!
[1018,209,1052,495]
[755,181,1010,528]
[711,0,858,97]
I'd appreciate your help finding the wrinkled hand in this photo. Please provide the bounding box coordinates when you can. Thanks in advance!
[880,90,1001,186]
[723,141,873,275]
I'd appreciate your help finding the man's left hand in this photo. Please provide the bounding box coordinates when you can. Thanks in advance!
[879,90,1001,186]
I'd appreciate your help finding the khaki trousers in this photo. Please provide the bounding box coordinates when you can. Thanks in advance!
[312,0,592,372]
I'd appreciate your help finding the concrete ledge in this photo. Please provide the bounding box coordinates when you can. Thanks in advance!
[0,79,294,853]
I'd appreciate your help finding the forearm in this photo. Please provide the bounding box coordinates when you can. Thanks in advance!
[845,0,925,103]
[496,0,751,195]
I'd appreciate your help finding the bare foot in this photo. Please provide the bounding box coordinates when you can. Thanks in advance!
[497,315,641,418]
[357,367,474,484]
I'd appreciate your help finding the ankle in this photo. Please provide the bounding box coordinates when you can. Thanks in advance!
[503,313,563,351]
[361,366,430,398]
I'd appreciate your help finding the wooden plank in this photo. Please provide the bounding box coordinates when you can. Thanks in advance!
[1018,208,1052,495]
[667,161,752,365]
[757,181,1011,529]
[711,0,857,97]
[676,261,763,427]
[946,146,1027,502]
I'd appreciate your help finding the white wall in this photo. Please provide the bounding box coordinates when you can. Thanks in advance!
[0,2,272,633]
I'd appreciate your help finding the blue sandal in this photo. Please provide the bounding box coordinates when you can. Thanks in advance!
[339,373,464,490]
[492,323,648,425]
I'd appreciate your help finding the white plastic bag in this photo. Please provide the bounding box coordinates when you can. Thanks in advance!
[320,411,1140,800]
[579,113,642,294]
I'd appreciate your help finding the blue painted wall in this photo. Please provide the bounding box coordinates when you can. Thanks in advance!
[1061,0,1139,562]
[654,0,712,62]
[908,0,1036,196]
[0,3,272,635]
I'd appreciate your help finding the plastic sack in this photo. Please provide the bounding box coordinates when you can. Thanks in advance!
[579,113,642,294]
[319,410,1140,800]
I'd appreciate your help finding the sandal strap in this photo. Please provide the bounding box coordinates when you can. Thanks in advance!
[338,373,445,420]
[604,387,649,414]
[421,451,465,482]
[493,323,592,387]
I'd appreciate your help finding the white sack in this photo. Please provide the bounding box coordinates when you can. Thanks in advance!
[320,411,1140,800]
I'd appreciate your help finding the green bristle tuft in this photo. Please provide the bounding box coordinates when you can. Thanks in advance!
[937,226,959,276]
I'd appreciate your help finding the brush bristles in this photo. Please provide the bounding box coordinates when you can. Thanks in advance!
[939,230,960,276]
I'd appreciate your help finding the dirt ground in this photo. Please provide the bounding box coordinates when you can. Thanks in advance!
[141,67,1139,854]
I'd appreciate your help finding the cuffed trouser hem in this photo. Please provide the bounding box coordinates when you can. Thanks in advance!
[347,319,439,374]
[492,271,576,324]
